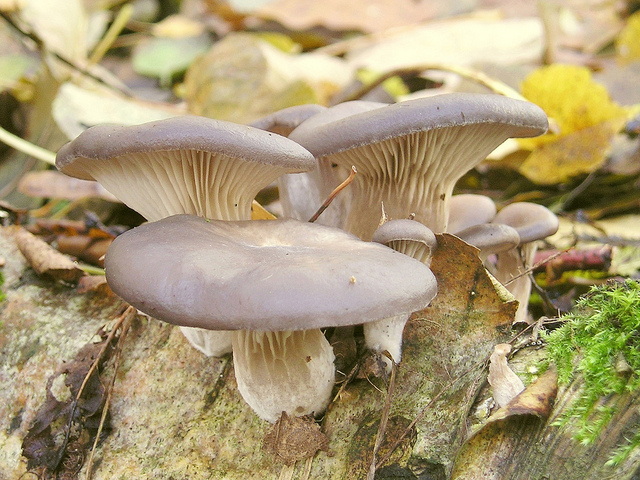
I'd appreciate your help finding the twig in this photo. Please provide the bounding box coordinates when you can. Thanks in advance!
[308,166,357,223]
[331,64,527,105]
[55,306,135,471]
[88,4,134,65]
[367,354,397,479]
[84,305,136,479]
[0,126,56,165]
[0,11,133,97]
[502,247,573,287]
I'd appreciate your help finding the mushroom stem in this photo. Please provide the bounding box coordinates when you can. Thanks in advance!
[179,327,233,357]
[363,313,410,370]
[231,329,336,423]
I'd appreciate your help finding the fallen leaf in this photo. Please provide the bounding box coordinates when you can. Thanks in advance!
[518,64,630,184]
[344,16,544,72]
[488,343,525,408]
[250,200,276,220]
[263,412,328,464]
[21,327,116,475]
[255,0,473,33]
[18,170,119,202]
[489,366,558,422]
[132,35,212,87]
[52,82,180,140]
[183,33,352,124]
[450,367,558,480]
[520,64,628,148]
[518,118,626,184]
[77,275,111,295]
[15,228,85,282]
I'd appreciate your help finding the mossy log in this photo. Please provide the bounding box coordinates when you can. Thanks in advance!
[0,228,638,479]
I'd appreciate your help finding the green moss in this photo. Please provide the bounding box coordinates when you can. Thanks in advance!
[544,279,640,463]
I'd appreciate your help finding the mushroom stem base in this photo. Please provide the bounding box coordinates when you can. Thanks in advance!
[232,329,335,423]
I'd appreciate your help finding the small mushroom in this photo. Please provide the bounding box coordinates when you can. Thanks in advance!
[491,202,559,324]
[56,115,316,357]
[455,223,520,263]
[447,194,497,234]
[105,214,437,422]
[289,93,548,240]
[369,219,438,371]
[250,104,327,137]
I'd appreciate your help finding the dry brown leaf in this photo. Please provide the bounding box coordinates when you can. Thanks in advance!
[77,275,111,295]
[488,343,525,408]
[15,227,85,282]
[18,170,119,202]
[263,412,328,464]
[451,367,558,479]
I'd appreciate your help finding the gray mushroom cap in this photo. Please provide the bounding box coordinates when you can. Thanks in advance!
[105,214,437,331]
[55,116,316,222]
[456,223,520,255]
[492,202,559,244]
[372,219,437,265]
[249,104,327,137]
[286,93,548,239]
[292,93,548,158]
[447,194,497,234]
[57,115,315,181]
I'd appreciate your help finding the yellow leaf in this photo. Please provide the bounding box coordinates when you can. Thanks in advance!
[519,64,627,149]
[251,200,276,220]
[517,65,629,184]
[616,11,640,65]
[519,118,626,185]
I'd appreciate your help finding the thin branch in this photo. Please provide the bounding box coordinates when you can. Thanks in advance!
[0,126,56,165]
[84,306,136,479]
[308,166,357,223]
[331,64,527,105]
[367,353,397,479]
[88,4,134,65]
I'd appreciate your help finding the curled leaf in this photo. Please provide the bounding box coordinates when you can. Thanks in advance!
[15,227,85,282]
[488,343,525,408]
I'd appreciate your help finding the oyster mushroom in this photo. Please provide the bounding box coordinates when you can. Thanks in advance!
[105,214,437,422]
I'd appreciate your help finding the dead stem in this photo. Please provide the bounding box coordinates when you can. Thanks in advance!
[84,305,137,479]
[308,166,357,223]
[367,353,397,480]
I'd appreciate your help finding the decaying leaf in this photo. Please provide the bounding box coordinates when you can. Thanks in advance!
[77,275,111,295]
[21,325,118,476]
[18,170,118,202]
[15,227,85,282]
[52,82,179,140]
[263,412,328,464]
[488,343,525,409]
[451,368,558,480]
[183,33,352,124]
[518,64,630,184]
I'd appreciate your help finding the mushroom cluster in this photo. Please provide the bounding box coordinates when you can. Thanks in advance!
[55,92,552,423]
